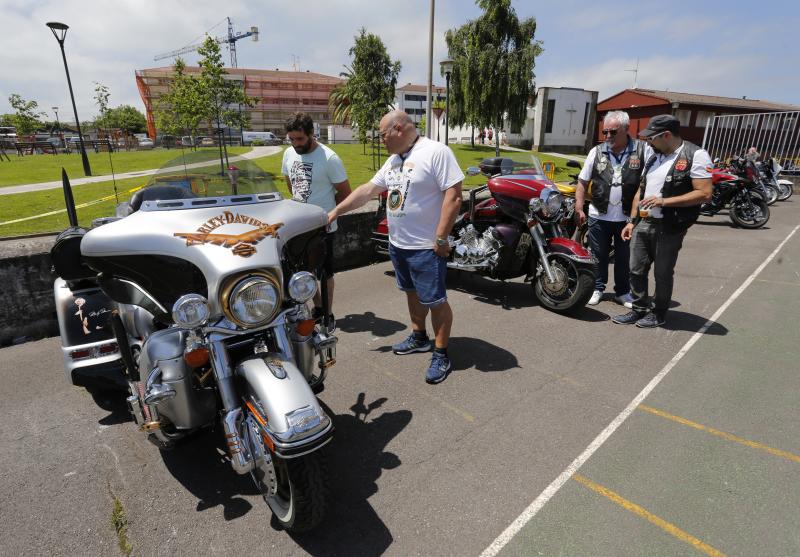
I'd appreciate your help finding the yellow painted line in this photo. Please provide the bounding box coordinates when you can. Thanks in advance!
[0,185,143,226]
[638,405,800,464]
[383,369,475,423]
[573,474,726,557]
[753,278,800,288]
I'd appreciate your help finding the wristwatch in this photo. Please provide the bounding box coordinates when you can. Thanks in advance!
[436,237,448,247]
[625,217,634,224]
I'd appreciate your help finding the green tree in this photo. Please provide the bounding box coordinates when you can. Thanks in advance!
[93,82,111,133]
[445,0,542,155]
[329,66,353,125]
[196,36,255,171]
[154,58,205,146]
[7,94,45,137]
[104,105,147,134]
[344,28,401,159]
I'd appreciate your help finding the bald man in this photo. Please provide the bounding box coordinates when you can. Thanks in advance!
[328,110,464,384]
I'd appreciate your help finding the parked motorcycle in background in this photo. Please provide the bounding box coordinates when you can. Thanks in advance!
[704,156,770,228]
[52,157,337,532]
[758,157,794,201]
[374,154,597,313]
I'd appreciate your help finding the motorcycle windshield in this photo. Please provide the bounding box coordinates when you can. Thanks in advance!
[140,151,278,197]
[498,153,553,184]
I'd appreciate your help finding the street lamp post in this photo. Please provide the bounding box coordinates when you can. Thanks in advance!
[51,106,62,147]
[440,59,454,145]
[46,22,92,176]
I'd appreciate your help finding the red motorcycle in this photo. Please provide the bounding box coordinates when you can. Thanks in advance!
[704,157,770,228]
[373,155,597,314]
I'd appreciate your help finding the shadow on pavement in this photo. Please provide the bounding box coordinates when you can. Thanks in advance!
[446,271,536,310]
[89,389,134,426]
[336,311,406,337]
[448,336,521,373]
[290,393,411,555]
[158,392,410,552]
[661,310,728,335]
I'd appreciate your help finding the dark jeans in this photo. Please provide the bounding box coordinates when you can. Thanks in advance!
[587,217,630,295]
[629,219,686,315]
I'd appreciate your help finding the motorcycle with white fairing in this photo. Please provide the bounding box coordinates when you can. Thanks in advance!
[51,159,337,532]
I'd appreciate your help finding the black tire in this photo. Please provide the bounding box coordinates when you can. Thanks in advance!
[764,183,779,205]
[533,254,595,314]
[729,194,769,229]
[265,451,329,533]
[777,181,793,201]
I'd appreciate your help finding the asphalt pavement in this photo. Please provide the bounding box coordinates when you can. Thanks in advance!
[0,199,798,556]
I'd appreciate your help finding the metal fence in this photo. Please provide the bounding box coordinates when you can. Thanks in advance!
[702,111,800,173]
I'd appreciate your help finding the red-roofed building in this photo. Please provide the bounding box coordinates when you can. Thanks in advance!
[597,88,800,145]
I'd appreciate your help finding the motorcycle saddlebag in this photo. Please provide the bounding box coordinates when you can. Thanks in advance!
[51,227,97,282]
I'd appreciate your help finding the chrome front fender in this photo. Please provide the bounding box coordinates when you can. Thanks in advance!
[235,353,332,458]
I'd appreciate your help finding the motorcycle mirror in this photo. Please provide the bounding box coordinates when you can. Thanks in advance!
[566,159,581,169]
[466,166,482,176]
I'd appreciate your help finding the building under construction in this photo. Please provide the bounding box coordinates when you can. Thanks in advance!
[135,66,343,141]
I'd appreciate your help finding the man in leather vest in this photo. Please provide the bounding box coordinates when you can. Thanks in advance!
[576,110,643,307]
[612,115,712,328]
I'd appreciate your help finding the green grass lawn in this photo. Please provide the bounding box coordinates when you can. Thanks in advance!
[0,147,251,188]
[0,143,576,238]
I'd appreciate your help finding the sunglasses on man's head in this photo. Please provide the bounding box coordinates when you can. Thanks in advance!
[602,128,619,136]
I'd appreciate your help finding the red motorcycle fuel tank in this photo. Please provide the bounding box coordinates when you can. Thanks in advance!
[711,169,737,184]
[488,174,554,220]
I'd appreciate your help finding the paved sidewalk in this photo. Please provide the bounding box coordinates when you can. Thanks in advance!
[0,146,282,196]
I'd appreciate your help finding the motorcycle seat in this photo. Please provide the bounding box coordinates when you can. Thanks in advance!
[129,185,198,212]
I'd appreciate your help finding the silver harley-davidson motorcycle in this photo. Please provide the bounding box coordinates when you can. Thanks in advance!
[52,157,336,532]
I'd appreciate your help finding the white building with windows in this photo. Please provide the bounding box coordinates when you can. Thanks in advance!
[394,83,447,127]
[532,87,598,154]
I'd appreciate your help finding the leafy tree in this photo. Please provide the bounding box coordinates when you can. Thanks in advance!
[104,106,147,134]
[329,66,353,125]
[196,36,255,170]
[344,28,401,158]
[445,0,542,155]
[7,94,45,136]
[93,82,111,133]
[154,58,205,145]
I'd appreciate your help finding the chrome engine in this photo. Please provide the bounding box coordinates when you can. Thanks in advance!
[451,225,503,270]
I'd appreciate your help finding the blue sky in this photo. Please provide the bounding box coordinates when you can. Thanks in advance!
[1,0,797,122]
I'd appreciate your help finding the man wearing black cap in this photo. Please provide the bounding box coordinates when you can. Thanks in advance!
[612,114,712,328]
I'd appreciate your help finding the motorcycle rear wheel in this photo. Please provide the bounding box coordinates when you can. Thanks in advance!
[729,194,769,229]
[777,181,793,201]
[763,184,779,205]
[533,254,594,314]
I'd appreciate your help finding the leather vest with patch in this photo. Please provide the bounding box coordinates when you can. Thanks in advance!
[590,138,645,215]
[660,141,702,232]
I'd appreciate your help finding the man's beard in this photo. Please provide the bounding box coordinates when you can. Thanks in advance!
[294,137,313,154]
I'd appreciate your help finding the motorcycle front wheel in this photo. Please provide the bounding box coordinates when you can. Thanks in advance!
[245,413,329,532]
[764,183,779,205]
[533,253,594,314]
[730,194,770,229]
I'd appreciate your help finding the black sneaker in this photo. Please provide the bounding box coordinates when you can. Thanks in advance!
[636,312,665,328]
[612,310,646,325]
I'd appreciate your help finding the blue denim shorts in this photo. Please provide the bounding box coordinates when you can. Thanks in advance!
[388,244,448,307]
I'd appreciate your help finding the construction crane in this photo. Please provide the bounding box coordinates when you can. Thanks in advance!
[153,17,258,68]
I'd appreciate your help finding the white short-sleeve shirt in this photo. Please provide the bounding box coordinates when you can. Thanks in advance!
[578,139,638,222]
[371,137,464,249]
[643,143,712,218]
[282,143,348,231]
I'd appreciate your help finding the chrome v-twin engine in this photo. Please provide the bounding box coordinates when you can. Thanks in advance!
[450,224,503,270]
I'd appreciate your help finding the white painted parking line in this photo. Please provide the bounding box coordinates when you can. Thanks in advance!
[479,224,800,557]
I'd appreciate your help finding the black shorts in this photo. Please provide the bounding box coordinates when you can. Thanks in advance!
[323,232,335,277]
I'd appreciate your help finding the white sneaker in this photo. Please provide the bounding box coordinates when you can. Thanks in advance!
[614,293,634,308]
[588,290,603,305]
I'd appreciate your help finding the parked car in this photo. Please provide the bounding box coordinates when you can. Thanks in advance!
[181,135,197,147]
[199,136,215,147]
[137,137,154,149]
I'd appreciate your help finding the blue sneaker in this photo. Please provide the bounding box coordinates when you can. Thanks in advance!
[425,352,452,384]
[392,333,432,355]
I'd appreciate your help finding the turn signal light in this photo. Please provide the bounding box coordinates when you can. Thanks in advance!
[184,347,210,368]
[295,318,316,337]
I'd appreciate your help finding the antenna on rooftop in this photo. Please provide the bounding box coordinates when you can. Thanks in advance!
[291,54,301,72]
[625,58,639,89]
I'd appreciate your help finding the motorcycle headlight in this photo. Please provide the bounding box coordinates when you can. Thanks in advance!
[288,271,318,303]
[222,272,281,328]
[172,294,210,329]
[539,189,564,220]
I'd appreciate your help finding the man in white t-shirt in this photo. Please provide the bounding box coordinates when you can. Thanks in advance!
[282,113,351,327]
[576,110,645,308]
[328,110,464,384]
[612,115,712,328]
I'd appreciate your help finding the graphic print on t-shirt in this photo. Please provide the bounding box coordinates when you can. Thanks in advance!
[289,160,314,202]
[385,163,415,215]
